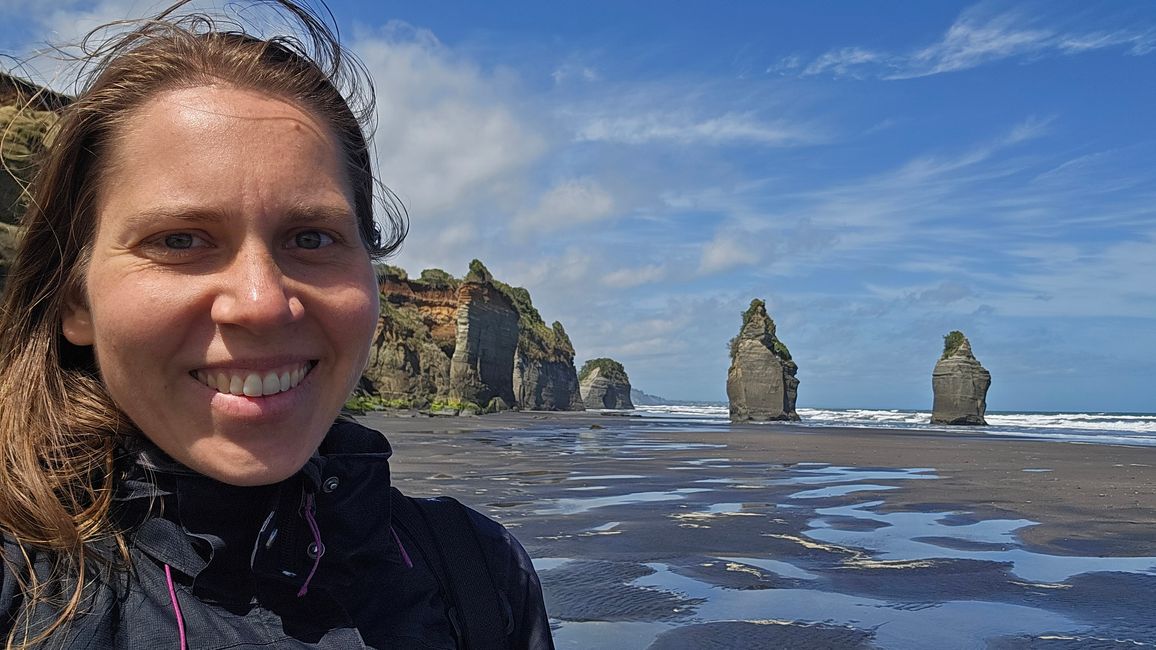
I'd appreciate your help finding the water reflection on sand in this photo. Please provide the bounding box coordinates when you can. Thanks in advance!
[390,418,1156,649]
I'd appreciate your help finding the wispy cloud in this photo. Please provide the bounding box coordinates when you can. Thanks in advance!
[575,111,817,147]
[601,264,667,289]
[802,47,884,78]
[775,5,1155,80]
[698,231,760,274]
[512,177,617,234]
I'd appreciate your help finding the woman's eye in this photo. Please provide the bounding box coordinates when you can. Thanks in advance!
[164,233,197,249]
[142,231,210,256]
[291,231,335,250]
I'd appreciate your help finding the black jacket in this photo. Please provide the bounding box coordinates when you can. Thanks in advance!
[0,420,554,649]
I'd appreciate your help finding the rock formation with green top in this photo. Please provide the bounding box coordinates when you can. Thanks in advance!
[579,358,634,409]
[726,298,800,421]
[931,331,991,425]
[362,260,583,411]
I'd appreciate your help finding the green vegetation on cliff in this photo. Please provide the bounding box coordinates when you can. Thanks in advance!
[464,259,493,284]
[729,298,791,361]
[380,297,428,338]
[415,267,459,290]
[741,298,766,330]
[493,281,574,363]
[942,330,966,359]
[375,263,407,281]
[462,259,574,363]
[1,105,57,222]
[579,358,628,383]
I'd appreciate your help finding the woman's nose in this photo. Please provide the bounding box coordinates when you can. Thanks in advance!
[210,246,304,330]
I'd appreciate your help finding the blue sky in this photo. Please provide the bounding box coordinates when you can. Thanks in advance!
[3,1,1155,411]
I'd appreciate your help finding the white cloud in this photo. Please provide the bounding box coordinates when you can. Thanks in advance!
[780,6,1155,81]
[575,111,814,147]
[801,47,886,78]
[352,22,546,222]
[551,62,599,85]
[698,231,760,274]
[601,264,666,289]
[901,8,1055,78]
[511,177,616,234]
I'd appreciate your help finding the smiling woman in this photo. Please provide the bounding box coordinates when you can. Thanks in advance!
[0,1,550,648]
[61,85,380,487]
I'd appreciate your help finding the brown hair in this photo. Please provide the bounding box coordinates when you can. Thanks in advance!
[0,1,405,644]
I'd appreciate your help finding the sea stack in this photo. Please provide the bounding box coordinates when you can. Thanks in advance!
[931,331,991,425]
[579,358,634,409]
[727,298,800,422]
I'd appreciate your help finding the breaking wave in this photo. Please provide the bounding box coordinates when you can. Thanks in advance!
[633,405,1156,447]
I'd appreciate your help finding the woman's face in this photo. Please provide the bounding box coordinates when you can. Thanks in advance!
[62,85,380,486]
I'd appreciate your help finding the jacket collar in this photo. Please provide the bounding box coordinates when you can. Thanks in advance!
[115,419,395,597]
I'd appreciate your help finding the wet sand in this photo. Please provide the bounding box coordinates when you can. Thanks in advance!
[360,410,1156,649]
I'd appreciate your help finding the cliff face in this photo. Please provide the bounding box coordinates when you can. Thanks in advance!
[363,261,582,411]
[1,77,63,290]
[579,358,634,409]
[727,299,800,422]
[362,274,459,404]
[513,349,584,411]
[931,334,991,425]
[448,280,519,407]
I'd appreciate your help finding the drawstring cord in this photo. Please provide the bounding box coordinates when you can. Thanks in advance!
[297,493,323,597]
[164,564,188,650]
[391,526,413,568]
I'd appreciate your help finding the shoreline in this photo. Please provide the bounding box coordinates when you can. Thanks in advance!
[359,409,1156,648]
[366,409,1156,556]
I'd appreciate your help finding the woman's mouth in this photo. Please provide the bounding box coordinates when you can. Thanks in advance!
[192,361,316,397]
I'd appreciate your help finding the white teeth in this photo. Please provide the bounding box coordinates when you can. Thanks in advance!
[242,374,262,396]
[194,362,312,397]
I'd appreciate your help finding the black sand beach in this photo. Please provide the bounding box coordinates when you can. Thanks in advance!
[361,410,1156,649]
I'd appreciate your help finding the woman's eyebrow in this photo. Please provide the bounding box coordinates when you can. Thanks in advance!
[283,205,357,226]
[115,205,355,229]
[117,207,229,230]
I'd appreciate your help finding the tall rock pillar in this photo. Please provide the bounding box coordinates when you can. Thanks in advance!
[727,299,800,422]
[931,331,991,425]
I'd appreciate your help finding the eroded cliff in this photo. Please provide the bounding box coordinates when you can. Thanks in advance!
[579,358,634,410]
[1,74,67,289]
[726,298,800,422]
[931,331,991,425]
[363,260,582,411]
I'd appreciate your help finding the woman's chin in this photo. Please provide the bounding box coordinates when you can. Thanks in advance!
[182,442,316,487]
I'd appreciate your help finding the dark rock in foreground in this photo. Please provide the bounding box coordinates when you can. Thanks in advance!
[727,298,799,422]
[931,331,991,425]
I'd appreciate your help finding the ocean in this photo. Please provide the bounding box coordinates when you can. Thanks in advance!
[632,404,1156,447]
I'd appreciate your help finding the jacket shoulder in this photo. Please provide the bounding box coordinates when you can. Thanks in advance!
[395,493,555,650]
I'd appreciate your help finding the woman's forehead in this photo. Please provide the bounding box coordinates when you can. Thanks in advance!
[93,85,355,232]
